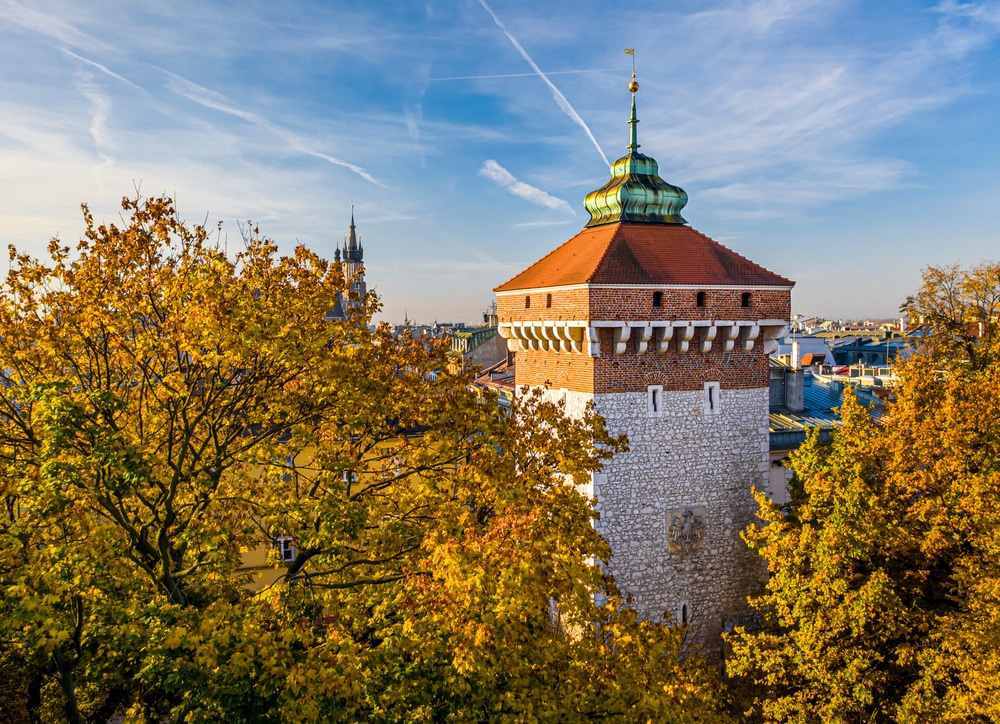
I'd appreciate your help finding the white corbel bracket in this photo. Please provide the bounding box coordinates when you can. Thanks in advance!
[589,321,631,356]
[758,320,791,355]
[700,324,718,353]
[716,321,739,353]
[653,323,674,354]
[673,321,696,353]
[634,323,653,354]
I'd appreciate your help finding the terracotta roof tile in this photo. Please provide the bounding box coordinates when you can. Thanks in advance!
[494,222,793,291]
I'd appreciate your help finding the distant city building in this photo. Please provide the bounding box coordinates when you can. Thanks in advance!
[448,305,505,374]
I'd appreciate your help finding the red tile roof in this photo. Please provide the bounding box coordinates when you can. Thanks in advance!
[494,222,794,292]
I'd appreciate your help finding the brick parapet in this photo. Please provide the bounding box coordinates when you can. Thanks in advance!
[498,288,591,323]
[589,288,790,322]
[497,287,790,324]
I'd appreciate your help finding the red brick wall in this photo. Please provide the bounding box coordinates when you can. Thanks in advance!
[589,288,790,322]
[512,349,596,392]
[499,288,591,323]
[497,286,791,394]
[592,328,768,392]
[498,288,790,324]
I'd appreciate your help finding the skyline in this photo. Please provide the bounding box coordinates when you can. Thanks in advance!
[2,0,999,324]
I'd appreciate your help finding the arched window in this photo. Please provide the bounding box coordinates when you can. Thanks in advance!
[696,291,707,307]
[546,293,552,308]
[652,291,663,308]
[525,295,531,309]
[741,292,751,308]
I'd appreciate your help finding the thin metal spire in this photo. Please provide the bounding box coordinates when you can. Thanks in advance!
[625,48,640,153]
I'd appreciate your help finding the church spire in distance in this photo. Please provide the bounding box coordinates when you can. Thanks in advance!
[341,203,363,263]
[582,50,688,227]
[348,203,359,253]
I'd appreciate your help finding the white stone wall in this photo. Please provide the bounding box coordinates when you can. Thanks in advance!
[542,386,770,652]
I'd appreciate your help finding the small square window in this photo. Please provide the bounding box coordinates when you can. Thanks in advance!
[696,291,707,307]
[652,291,663,308]
[741,292,751,308]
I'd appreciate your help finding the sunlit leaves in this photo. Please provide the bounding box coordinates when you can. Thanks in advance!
[0,195,724,722]
[728,288,1000,722]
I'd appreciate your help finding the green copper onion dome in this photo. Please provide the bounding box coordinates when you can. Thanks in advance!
[583,74,688,227]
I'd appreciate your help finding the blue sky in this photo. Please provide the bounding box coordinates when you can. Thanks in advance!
[2,0,999,324]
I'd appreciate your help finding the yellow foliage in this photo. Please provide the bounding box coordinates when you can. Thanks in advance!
[0,195,726,723]
[728,278,1000,722]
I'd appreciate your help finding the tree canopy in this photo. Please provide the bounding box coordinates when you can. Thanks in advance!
[0,196,726,723]
[727,262,1000,723]
[901,261,1000,371]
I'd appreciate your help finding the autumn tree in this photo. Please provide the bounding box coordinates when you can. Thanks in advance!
[901,261,1000,370]
[0,196,727,723]
[727,263,1000,723]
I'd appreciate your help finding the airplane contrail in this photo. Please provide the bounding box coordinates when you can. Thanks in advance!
[61,49,147,93]
[430,69,613,81]
[477,0,610,168]
[164,71,382,186]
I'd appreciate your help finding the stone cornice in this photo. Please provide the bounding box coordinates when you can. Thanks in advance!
[498,319,790,357]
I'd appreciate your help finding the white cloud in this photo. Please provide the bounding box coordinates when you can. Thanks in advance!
[164,72,383,187]
[934,0,1000,27]
[619,0,1000,218]
[476,0,609,167]
[479,160,574,214]
[0,0,106,50]
[74,72,111,151]
[61,49,146,92]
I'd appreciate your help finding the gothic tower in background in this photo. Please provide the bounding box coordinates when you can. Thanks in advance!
[330,206,367,320]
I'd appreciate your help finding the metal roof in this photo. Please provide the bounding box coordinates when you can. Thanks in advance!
[769,372,885,451]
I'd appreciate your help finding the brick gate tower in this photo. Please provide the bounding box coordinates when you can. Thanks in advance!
[493,73,793,650]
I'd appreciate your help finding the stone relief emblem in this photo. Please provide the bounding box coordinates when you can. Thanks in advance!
[666,506,706,554]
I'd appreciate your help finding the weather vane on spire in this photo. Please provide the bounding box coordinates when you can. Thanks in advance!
[624,48,638,93]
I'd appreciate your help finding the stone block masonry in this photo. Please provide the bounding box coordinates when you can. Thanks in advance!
[552,386,769,654]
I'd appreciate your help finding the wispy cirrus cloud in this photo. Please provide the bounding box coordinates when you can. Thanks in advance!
[61,49,146,92]
[74,72,112,151]
[0,0,106,50]
[934,0,1000,27]
[476,0,609,168]
[164,72,383,187]
[629,0,1000,218]
[479,160,574,214]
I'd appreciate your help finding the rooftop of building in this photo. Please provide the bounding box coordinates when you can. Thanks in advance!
[494,222,794,292]
[768,363,888,450]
